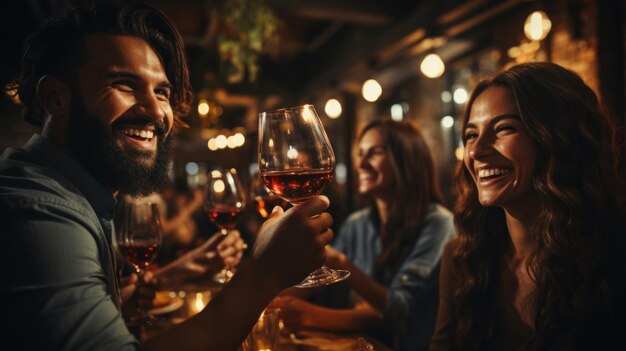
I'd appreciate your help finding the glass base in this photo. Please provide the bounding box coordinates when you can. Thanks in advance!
[294,265,350,288]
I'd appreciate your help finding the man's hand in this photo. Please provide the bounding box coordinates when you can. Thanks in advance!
[155,231,246,289]
[324,245,347,270]
[273,295,317,331]
[120,271,157,324]
[250,195,334,292]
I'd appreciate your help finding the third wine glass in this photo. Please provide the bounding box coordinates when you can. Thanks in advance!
[258,104,350,288]
[250,170,289,219]
[203,168,246,283]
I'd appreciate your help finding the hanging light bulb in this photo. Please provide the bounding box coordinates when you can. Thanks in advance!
[362,79,382,102]
[420,53,445,78]
[197,99,210,116]
[324,98,342,119]
[524,11,552,41]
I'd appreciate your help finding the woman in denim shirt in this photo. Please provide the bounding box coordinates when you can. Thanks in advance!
[278,120,456,350]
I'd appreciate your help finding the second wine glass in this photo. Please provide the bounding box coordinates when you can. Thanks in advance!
[258,104,350,288]
[203,168,246,283]
[115,196,163,324]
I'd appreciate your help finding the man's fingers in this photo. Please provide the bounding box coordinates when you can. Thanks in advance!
[200,232,228,251]
[318,228,334,246]
[268,205,285,218]
[219,246,235,257]
[292,196,330,218]
[308,212,333,232]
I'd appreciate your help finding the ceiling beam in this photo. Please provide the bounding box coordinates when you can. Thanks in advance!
[269,0,393,26]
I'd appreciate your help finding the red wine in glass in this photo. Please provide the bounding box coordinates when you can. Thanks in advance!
[117,240,160,271]
[114,198,163,325]
[206,205,242,230]
[258,104,350,288]
[262,169,334,204]
[204,169,246,283]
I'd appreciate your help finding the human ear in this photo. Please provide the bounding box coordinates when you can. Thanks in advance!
[36,75,71,118]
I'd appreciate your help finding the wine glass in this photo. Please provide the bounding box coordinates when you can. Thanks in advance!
[116,197,163,274]
[258,104,350,288]
[115,196,163,324]
[250,170,289,219]
[204,168,246,283]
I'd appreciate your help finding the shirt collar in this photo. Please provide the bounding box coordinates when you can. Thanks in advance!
[24,134,116,219]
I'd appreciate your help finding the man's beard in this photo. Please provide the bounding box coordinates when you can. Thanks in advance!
[67,97,172,196]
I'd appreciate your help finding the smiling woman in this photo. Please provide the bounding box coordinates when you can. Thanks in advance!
[277,120,456,351]
[430,62,626,351]
[462,87,539,211]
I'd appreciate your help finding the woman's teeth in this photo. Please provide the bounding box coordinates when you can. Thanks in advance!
[478,168,511,179]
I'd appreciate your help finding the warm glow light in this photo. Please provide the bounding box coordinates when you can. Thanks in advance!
[453,88,468,104]
[208,138,218,151]
[324,98,342,119]
[4,83,20,104]
[524,11,552,41]
[362,79,382,102]
[441,116,455,129]
[197,99,209,116]
[287,147,299,160]
[226,135,238,149]
[215,135,228,149]
[233,133,245,147]
[213,179,225,193]
[194,293,206,313]
[455,146,464,161]
[420,53,445,78]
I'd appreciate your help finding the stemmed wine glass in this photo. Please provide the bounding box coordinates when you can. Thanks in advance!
[203,168,246,283]
[250,170,289,219]
[115,197,163,324]
[258,104,350,288]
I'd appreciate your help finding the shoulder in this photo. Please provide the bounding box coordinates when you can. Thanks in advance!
[0,150,100,232]
[340,207,374,235]
[1,148,90,210]
[440,236,462,277]
[334,208,375,250]
[424,203,454,224]
[443,236,461,257]
[418,204,456,243]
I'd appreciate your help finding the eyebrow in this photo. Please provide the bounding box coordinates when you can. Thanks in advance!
[104,71,173,90]
[464,114,520,132]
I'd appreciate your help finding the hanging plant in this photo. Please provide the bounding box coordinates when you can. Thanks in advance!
[214,0,280,83]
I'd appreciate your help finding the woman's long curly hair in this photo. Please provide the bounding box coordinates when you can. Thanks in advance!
[355,120,445,280]
[453,62,626,350]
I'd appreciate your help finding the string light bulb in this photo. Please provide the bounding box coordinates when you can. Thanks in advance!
[524,11,552,41]
[362,79,382,102]
[197,99,209,116]
[420,53,445,78]
[324,98,342,119]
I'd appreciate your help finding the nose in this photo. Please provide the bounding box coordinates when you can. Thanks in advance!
[133,92,165,122]
[466,133,493,160]
[356,154,369,170]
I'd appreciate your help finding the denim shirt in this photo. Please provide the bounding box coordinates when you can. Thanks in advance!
[333,204,456,351]
[0,135,138,350]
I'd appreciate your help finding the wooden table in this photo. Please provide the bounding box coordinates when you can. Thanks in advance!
[142,279,391,351]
